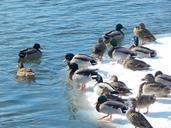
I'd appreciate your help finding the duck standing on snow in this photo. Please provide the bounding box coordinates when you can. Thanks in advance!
[104,24,125,47]
[96,95,128,121]
[154,71,171,87]
[16,63,35,79]
[18,43,42,61]
[129,94,156,114]
[129,36,157,58]
[122,56,150,71]
[64,53,97,68]
[108,46,137,63]
[133,23,156,45]
[92,37,107,61]
[68,63,98,90]
[126,98,153,128]
[140,74,171,97]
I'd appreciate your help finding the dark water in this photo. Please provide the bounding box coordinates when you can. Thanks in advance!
[0,0,171,127]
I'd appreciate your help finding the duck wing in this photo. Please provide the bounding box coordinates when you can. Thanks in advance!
[74,54,94,61]
[131,59,150,67]
[75,68,98,76]
[106,30,124,40]
[157,75,171,82]
[146,82,168,90]
[101,101,127,114]
[139,29,156,41]
[129,111,153,128]
[132,46,155,54]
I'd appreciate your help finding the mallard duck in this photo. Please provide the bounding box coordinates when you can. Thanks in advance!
[133,23,156,45]
[93,74,131,97]
[129,94,156,114]
[140,74,171,97]
[129,36,157,58]
[108,46,137,63]
[122,56,150,71]
[101,87,128,104]
[154,71,171,87]
[96,95,128,121]
[92,74,119,95]
[68,63,98,90]
[104,24,125,47]
[18,43,42,60]
[92,37,107,61]
[126,99,153,128]
[16,63,35,78]
[109,75,132,96]
[64,53,97,68]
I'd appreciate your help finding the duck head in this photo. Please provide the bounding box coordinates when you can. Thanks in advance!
[110,75,118,82]
[139,23,146,29]
[98,95,108,104]
[33,43,41,50]
[96,95,108,112]
[68,63,79,72]
[116,24,125,31]
[141,74,155,82]
[154,71,163,77]
[97,37,104,44]
[92,74,103,83]
[65,53,75,62]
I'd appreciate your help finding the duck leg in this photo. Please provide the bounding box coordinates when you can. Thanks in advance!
[105,115,112,121]
[98,114,109,120]
[79,83,86,90]
[144,106,149,114]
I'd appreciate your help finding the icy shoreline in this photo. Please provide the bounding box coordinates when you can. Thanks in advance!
[84,36,171,128]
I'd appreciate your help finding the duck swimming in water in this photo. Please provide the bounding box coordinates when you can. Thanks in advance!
[16,63,35,79]
[68,63,98,90]
[129,36,157,58]
[141,74,171,97]
[18,43,42,61]
[96,95,128,121]
[133,23,156,45]
[92,37,107,61]
[104,24,125,47]
[64,53,97,68]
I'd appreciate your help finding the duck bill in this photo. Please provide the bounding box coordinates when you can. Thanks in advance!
[122,27,126,30]
[141,77,146,81]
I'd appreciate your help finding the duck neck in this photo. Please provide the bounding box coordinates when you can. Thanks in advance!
[138,83,144,96]
[108,47,116,58]
[69,70,75,80]
[129,45,136,49]
[96,103,101,112]
[96,74,103,83]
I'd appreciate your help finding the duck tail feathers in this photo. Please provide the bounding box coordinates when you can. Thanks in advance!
[18,51,26,58]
